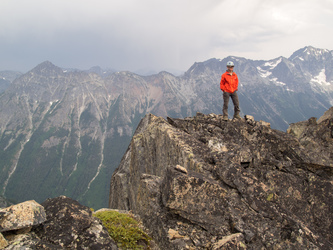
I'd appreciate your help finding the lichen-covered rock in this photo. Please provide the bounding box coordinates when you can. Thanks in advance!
[287,106,333,167]
[2,196,118,249]
[211,233,246,250]
[3,232,61,250]
[0,233,8,249]
[0,200,46,232]
[38,196,118,249]
[162,166,229,233]
[109,110,333,249]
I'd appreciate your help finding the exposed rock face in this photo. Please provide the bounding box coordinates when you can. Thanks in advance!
[1,196,117,249]
[0,200,46,232]
[109,110,333,249]
[287,106,333,167]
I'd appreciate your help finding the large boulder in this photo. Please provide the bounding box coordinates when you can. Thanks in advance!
[109,111,333,249]
[0,200,46,232]
[1,196,118,249]
[37,196,117,249]
[287,106,333,167]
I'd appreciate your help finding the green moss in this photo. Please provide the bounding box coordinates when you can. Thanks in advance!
[94,210,151,249]
[267,193,274,201]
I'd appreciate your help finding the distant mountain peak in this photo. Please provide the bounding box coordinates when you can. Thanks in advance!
[35,61,57,68]
[30,61,63,75]
[289,46,331,61]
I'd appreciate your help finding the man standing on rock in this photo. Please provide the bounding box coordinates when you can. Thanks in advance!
[220,61,241,121]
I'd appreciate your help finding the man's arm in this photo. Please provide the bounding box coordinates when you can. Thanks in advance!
[220,75,225,92]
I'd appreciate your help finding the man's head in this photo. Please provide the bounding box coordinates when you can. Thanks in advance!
[227,61,234,72]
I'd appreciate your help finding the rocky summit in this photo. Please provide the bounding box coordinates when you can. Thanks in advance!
[109,108,333,249]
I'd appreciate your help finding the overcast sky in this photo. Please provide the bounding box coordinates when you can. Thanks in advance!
[1,0,333,74]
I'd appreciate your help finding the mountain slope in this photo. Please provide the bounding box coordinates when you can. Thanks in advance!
[0,71,22,94]
[0,62,198,208]
[1,62,118,208]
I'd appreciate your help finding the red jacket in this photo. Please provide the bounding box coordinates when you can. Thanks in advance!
[220,71,239,93]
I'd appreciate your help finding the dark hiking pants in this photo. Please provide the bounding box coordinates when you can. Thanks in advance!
[223,91,240,117]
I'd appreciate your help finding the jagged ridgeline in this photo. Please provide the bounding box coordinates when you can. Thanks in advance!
[0,46,332,209]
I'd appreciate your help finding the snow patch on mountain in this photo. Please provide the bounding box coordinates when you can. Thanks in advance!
[270,77,286,86]
[264,58,282,69]
[257,67,272,78]
[310,69,330,86]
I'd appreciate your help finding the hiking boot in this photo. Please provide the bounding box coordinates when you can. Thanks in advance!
[233,114,241,120]
[223,115,228,121]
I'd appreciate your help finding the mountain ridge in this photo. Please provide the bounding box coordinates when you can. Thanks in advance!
[0,46,332,209]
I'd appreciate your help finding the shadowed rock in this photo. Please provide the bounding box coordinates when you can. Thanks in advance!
[37,196,117,249]
[1,196,118,249]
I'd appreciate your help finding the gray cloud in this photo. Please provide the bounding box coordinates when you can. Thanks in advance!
[1,0,333,73]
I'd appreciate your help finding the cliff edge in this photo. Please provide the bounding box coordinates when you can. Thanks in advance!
[109,109,333,249]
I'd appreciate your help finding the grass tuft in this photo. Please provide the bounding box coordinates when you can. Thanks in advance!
[94,210,151,249]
